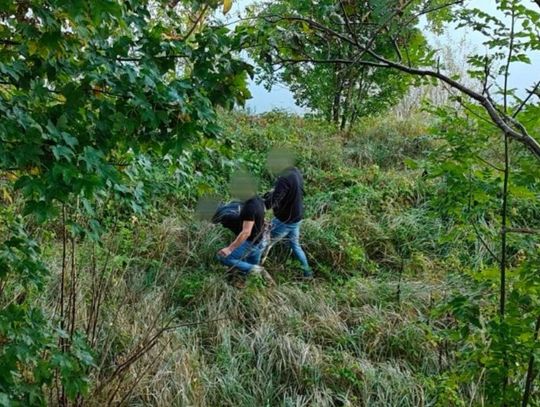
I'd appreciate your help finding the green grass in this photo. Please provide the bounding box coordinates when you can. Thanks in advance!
[36,111,495,406]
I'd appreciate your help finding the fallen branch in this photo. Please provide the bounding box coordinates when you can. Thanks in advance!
[506,227,540,235]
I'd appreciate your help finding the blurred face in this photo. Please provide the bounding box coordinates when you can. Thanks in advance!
[195,195,220,221]
[267,147,295,175]
[229,171,258,201]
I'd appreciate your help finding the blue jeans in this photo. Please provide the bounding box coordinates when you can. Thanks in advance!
[268,218,311,275]
[218,240,264,275]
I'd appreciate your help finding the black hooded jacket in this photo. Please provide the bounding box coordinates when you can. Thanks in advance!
[264,167,304,224]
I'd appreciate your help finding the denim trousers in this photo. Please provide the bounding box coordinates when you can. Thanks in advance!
[218,240,264,275]
[268,218,311,274]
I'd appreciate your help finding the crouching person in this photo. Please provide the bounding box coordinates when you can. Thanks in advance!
[217,171,274,287]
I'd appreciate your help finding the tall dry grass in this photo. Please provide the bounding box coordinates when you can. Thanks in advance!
[36,111,490,405]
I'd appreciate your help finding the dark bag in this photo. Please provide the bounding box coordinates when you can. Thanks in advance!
[212,201,244,234]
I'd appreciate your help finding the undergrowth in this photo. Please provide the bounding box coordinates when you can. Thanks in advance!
[34,111,502,406]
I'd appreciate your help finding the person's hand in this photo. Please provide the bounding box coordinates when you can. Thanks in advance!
[218,247,232,257]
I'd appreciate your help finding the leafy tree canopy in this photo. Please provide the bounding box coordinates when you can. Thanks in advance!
[246,0,540,157]
[0,0,252,403]
[246,0,434,127]
[0,0,252,223]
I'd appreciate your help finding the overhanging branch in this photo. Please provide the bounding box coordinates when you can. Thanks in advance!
[257,3,540,158]
[361,51,540,158]
[273,56,384,68]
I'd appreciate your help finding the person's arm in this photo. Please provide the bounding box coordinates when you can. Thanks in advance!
[264,178,289,210]
[218,220,254,257]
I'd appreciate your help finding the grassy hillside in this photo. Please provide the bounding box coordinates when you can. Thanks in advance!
[3,2,540,406]
[24,111,506,406]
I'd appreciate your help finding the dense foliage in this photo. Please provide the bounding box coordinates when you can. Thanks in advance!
[246,0,419,128]
[0,0,250,404]
[248,0,540,157]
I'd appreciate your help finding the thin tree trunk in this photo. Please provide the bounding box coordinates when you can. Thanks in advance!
[60,206,67,339]
[396,256,404,304]
[340,78,351,130]
[500,133,509,317]
[522,314,540,407]
[503,4,516,113]
[332,82,343,123]
[500,4,516,403]
[69,235,76,340]
[59,205,67,406]
[500,131,510,406]
[332,65,343,124]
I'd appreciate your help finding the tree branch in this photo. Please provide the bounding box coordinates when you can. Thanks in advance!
[261,0,540,158]
[359,50,540,158]
[0,39,20,46]
[400,0,465,29]
[472,221,501,263]
[273,56,384,68]
[264,14,357,47]
[474,154,504,172]
[339,0,358,42]
[115,54,189,62]
[503,4,516,113]
[506,227,540,235]
[513,81,540,118]
[182,4,209,41]
[391,35,403,62]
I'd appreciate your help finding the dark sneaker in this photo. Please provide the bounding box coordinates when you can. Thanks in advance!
[232,275,247,289]
[225,268,238,283]
[225,268,246,289]
[302,270,314,280]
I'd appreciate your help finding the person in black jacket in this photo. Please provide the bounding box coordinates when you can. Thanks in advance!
[263,148,312,278]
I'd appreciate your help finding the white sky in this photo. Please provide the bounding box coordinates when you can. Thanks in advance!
[224,0,540,113]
